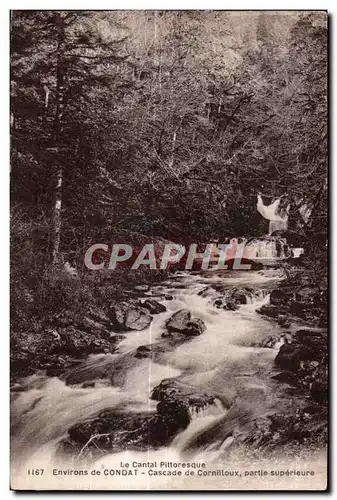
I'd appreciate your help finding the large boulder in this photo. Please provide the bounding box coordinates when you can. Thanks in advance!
[151,377,219,411]
[165,309,206,337]
[62,403,191,460]
[141,299,167,314]
[109,302,152,331]
[256,304,288,318]
[275,343,301,372]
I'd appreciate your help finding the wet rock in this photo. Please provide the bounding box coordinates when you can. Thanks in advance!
[134,344,152,359]
[65,403,190,459]
[214,287,252,310]
[123,306,152,331]
[134,343,166,360]
[166,309,189,332]
[165,309,206,337]
[109,302,152,331]
[224,301,238,311]
[275,343,300,372]
[256,304,287,318]
[187,317,207,335]
[141,299,166,314]
[151,377,216,410]
[231,290,248,305]
[147,411,190,446]
[161,331,174,339]
[68,411,152,447]
[165,294,174,301]
[156,399,190,427]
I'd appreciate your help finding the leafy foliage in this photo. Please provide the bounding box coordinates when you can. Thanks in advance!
[10,11,327,328]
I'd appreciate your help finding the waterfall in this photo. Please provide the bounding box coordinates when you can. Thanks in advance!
[256,194,289,235]
[245,236,291,260]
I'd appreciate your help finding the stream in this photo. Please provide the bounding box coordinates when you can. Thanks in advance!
[10,269,326,490]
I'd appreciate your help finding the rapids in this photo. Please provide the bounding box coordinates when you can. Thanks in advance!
[11,269,324,490]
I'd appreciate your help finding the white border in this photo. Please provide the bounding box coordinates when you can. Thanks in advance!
[2,2,334,498]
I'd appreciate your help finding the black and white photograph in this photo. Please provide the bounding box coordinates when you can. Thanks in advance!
[9,10,328,491]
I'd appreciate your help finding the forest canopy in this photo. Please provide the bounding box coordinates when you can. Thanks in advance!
[10,10,328,323]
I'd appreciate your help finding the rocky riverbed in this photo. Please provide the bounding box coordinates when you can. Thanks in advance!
[11,268,328,478]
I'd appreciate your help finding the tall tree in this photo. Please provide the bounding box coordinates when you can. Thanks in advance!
[11,10,129,265]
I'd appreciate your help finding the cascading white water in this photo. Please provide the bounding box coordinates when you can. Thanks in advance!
[217,236,292,263]
[256,194,290,235]
[245,237,291,260]
[11,270,314,490]
[188,399,225,420]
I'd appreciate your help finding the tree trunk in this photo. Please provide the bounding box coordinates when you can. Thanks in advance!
[51,165,63,265]
[51,14,65,266]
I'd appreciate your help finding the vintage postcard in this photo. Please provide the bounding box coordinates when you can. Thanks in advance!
[10,10,328,491]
